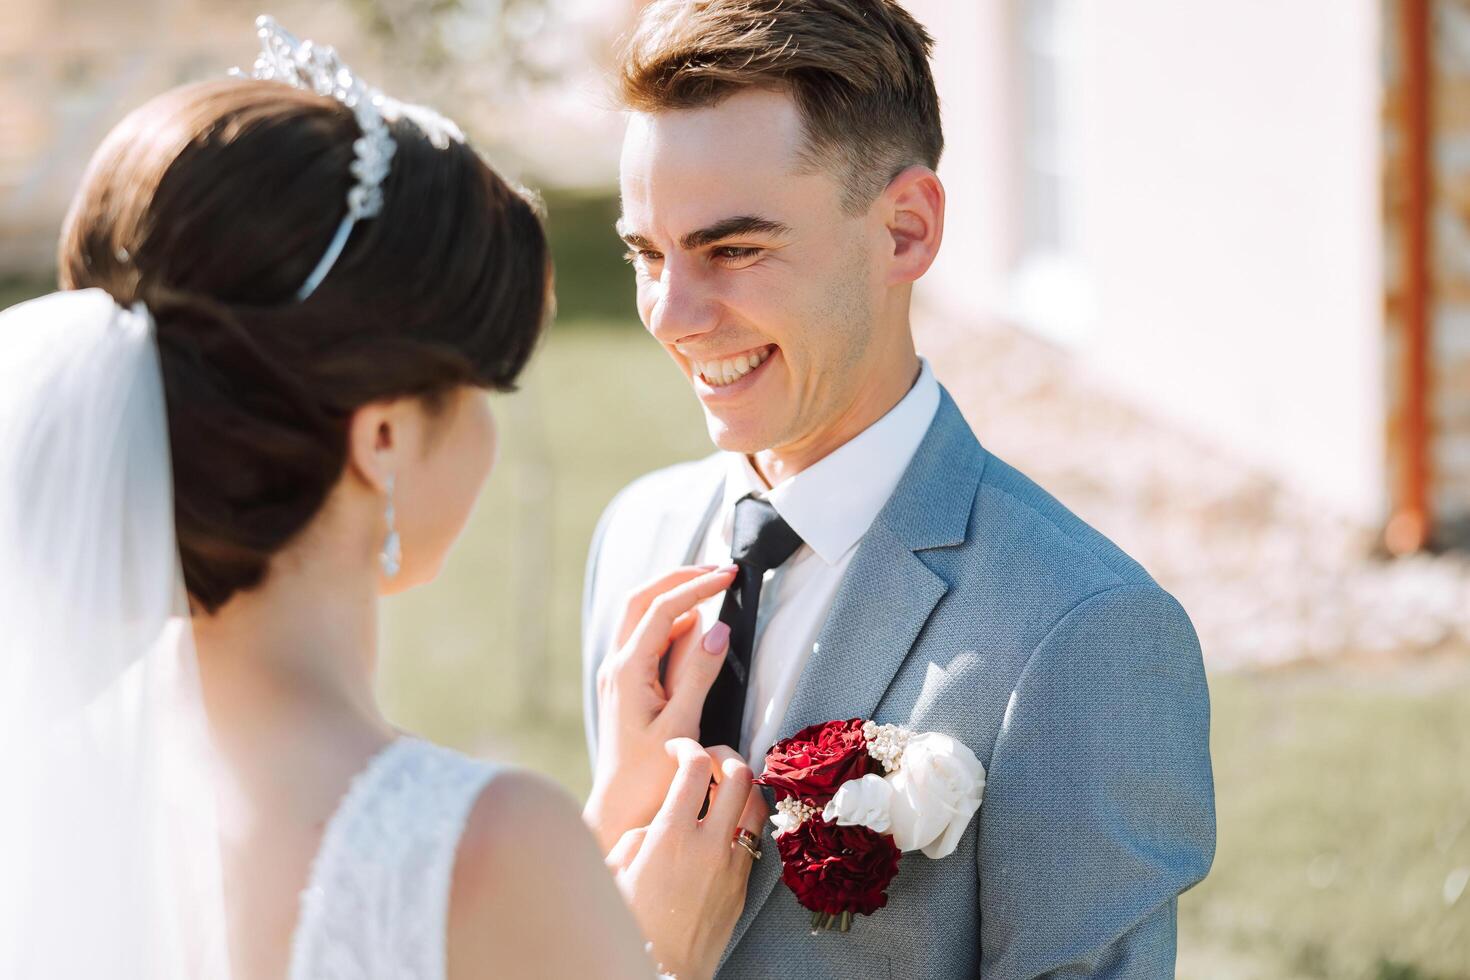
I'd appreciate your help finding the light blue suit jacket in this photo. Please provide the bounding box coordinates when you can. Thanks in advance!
[582,389,1215,978]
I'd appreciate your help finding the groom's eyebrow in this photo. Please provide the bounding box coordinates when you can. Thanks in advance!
[616,216,791,251]
[679,216,790,250]
[617,226,657,251]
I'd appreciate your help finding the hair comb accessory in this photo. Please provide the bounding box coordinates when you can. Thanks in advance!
[233,15,465,300]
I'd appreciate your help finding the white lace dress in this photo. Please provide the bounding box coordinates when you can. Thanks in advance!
[287,737,499,980]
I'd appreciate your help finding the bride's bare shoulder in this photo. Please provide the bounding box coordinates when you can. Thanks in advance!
[446,767,652,979]
[452,768,586,893]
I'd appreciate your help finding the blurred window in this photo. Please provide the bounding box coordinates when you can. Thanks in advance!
[1009,0,1094,346]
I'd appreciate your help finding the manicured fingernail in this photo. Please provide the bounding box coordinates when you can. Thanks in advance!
[703,621,731,653]
[696,563,720,571]
[717,563,739,575]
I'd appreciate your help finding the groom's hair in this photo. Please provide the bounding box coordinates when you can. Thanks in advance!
[618,0,943,214]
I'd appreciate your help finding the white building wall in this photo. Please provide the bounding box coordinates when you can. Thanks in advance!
[909,0,1387,524]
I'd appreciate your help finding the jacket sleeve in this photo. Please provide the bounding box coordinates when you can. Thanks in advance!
[977,583,1216,979]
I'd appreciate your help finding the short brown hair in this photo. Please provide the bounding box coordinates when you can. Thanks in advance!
[60,79,550,613]
[618,0,943,213]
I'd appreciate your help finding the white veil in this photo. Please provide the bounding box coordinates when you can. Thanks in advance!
[0,289,230,978]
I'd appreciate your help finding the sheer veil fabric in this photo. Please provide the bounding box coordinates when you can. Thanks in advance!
[0,290,231,978]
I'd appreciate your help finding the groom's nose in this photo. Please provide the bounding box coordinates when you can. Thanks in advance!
[646,261,721,345]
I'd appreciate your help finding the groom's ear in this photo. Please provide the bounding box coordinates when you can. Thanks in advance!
[880,165,945,287]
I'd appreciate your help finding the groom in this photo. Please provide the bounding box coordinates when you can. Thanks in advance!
[582,1,1215,976]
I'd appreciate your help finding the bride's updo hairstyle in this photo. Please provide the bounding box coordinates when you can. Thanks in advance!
[58,79,550,613]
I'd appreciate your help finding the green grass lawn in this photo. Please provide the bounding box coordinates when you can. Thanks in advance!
[1180,665,1470,979]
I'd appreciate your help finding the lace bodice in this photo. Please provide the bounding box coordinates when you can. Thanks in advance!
[287,737,499,980]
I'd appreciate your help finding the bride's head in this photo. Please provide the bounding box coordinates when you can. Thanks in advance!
[57,78,550,614]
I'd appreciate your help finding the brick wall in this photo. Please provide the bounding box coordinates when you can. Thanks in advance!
[1384,0,1470,547]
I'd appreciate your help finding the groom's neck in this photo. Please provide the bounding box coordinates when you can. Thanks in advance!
[751,349,921,487]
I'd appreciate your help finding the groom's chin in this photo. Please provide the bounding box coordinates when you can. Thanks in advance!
[703,412,772,457]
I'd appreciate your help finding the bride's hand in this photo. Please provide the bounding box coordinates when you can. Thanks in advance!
[609,739,767,980]
[585,565,738,852]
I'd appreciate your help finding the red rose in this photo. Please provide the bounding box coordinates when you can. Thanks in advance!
[756,718,873,806]
[775,817,902,917]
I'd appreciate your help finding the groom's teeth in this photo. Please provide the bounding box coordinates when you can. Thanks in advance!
[695,347,773,387]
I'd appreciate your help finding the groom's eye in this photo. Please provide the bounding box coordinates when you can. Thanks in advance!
[712,246,761,265]
[622,248,663,265]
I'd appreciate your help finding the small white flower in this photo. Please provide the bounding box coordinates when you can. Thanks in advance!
[821,773,896,834]
[885,732,985,859]
[770,797,819,837]
[863,721,914,773]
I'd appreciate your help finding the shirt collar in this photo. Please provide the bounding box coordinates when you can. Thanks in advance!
[718,358,942,566]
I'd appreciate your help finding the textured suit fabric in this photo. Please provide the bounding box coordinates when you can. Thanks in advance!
[581,389,1215,979]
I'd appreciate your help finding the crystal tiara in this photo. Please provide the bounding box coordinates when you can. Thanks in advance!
[233,15,466,300]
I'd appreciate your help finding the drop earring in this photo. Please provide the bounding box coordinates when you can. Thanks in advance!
[380,474,402,578]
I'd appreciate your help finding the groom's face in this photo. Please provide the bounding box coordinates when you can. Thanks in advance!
[618,88,884,456]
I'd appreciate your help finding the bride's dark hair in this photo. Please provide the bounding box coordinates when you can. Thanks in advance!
[58,78,551,613]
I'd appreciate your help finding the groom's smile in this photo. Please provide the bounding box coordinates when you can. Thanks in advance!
[684,343,777,392]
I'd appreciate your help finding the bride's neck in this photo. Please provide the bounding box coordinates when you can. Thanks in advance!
[192,540,391,750]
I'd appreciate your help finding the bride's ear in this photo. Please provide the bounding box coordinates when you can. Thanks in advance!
[345,403,400,494]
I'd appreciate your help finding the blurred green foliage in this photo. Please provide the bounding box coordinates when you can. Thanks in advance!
[0,275,53,310]
[542,189,635,325]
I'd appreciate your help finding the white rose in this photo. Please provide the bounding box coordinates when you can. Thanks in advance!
[821,773,895,834]
[885,732,986,859]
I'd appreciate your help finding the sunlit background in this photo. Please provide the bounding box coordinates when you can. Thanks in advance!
[3,1,1468,976]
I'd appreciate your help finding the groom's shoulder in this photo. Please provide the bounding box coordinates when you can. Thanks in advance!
[584,455,723,619]
[600,453,723,529]
[953,450,1201,667]
[968,449,1155,594]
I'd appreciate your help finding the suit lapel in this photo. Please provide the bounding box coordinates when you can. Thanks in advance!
[719,390,986,962]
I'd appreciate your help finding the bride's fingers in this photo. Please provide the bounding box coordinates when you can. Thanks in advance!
[737,784,769,840]
[624,568,737,680]
[603,572,729,706]
[734,766,769,836]
[663,621,730,734]
[660,609,702,699]
[614,566,719,647]
[652,738,717,828]
[703,746,755,839]
[605,826,647,872]
[667,608,700,644]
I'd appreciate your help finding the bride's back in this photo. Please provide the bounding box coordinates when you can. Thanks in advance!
[52,74,556,978]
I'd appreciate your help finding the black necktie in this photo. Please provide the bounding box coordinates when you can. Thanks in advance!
[699,493,804,749]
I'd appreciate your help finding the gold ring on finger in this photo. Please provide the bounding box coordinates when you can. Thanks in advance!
[733,828,762,861]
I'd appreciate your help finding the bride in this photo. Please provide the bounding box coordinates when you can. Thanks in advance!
[0,18,763,980]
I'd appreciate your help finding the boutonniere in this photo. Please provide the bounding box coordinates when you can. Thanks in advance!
[755,719,986,933]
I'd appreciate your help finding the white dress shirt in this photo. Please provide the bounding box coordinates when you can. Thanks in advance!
[694,359,941,765]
